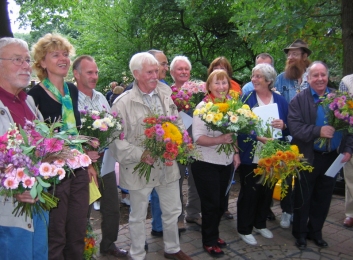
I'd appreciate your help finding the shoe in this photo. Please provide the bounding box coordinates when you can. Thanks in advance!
[164,250,192,260]
[295,238,307,250]
[185,217,202,226]
[254,228,273,238]
[203,245,224,257]
[343,216,353,227]
[145,241,148,251]
[178,221,186,232]
[307,237,328,248]
[239,233,257,245]
[100,247,128,257]
[223,211,234,219]
[280,212,291,228]
[217,238,227,248]
[266,209,276,221]
[93,201,100,211]
[151,229,163,237]
[121,197,130,206]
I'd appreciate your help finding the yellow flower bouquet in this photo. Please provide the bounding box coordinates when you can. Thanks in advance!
[254,140,314,199]
[193,94,259,156]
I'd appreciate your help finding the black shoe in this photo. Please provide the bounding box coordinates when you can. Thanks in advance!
[307,237,328,248]
[151,229,163,237]
[295,238,307,250]
[100,247,128,257]
[145,241,148,251]
[266,209,276,221]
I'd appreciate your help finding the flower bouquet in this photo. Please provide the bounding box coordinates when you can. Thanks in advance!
[193,94,259,156]
[315,91,353,148]
[0,120,91,219]
[253,140,313,199]
[83,220,98,260]
[79,107,124,153]
[133,115,199,182]
[171,80,207,112]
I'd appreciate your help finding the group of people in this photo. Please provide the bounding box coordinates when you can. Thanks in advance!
[0,33,352,260]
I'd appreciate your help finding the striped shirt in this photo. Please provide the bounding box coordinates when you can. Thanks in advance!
[78,89,111,113]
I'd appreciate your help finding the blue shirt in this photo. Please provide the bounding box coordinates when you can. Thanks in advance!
[242,81,254,96]
[275,72,309,103]
[311,87,342,151]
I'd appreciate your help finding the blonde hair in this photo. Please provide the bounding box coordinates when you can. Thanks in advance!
[32,33,75,81]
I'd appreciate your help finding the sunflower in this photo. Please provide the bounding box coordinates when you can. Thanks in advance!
[162,122,183,145]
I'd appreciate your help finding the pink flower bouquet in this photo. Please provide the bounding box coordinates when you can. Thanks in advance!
[171,80,206,112]
[0,120,90,219]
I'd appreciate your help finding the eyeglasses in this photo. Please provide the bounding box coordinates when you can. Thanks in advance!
[251,74,264,79]
[286,52,303,58]
[0,57,33,66]
[159,62,169,68]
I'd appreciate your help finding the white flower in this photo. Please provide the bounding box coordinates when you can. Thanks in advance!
[92,119,103,129]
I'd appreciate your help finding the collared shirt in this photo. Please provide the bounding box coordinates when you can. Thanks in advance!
[78,89,111,113]
[138,89,164,115]
[0,87,35,127]
[311,87,342,151]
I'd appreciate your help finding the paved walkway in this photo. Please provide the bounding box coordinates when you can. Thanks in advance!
[94,190,353,259]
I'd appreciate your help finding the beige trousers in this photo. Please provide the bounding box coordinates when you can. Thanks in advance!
[344,157,353,218]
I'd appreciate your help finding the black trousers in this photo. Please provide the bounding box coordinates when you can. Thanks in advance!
[191,160,231,246]
[292,151,338,240]
[99,171,120,252]
[237,164,274,235]
[280,175,294,213]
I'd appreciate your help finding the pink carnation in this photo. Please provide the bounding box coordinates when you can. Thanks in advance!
[44,138,64,153]
[79,154,92,167]
[15,168,26,181]
[54,167,66,180]
[4,177,19,189]
[22,176,36,188]
[53,159,66,168]
[66,157,80,169]
[39,162,52,178]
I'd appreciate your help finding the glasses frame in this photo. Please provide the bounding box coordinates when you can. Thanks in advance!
[0,57,33,66]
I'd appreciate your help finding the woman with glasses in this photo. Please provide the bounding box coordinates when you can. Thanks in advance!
[28,33,99,259]
[237,64,290,245]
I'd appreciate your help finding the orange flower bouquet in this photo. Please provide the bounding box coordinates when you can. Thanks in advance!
[83,220,98,260]
[254,140,313,199]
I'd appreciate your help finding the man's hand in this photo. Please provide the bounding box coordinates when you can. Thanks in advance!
[15,191,37,204]
[88,164,99,187]
[341,152,352,163]
[320,126,335,138]
[141,150,155,165]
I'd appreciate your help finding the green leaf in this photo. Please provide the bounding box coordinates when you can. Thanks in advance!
[36,177,51,188]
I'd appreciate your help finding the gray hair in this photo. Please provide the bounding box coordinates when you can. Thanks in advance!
[306,61,329,77]
[255,53,275,67]
[170,55,192,72]
[129,52,158,77]
[147,49,163,57]
[252,63,277,90]
[0,37,29,58]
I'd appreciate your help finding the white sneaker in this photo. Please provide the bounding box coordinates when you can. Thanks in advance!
[93,201,100,211]
[254,228,273,238]
[280,212,291,228]
[239,233,257,245]
[121,197,130,206]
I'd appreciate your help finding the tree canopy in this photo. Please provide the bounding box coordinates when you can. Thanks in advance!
[1,0,351,91]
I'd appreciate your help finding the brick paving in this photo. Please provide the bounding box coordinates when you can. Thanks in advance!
[93,180,353,260]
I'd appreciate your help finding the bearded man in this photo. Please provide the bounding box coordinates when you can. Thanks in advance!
[275,39,311,103]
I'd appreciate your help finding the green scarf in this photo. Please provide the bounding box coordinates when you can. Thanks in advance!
[42,78,82,151]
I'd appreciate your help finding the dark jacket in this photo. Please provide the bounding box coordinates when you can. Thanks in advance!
[238,90,290,165]
[287,87,353,164]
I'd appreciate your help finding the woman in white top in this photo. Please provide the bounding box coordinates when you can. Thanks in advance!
[191,69,241,257]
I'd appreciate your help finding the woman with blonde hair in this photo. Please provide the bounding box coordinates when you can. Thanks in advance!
[28,33,99,259]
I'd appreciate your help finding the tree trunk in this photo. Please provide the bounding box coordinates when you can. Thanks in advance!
[342,0,353,76]
[0,0,14,38]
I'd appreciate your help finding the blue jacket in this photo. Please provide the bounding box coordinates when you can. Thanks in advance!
[274,72,309,103]
[238,90,290,164]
